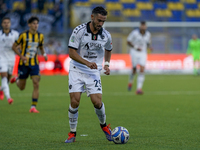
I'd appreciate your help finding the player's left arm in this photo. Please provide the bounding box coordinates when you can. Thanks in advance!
[39,34,48,61]
[147,33,153,52]
[104,50,112,75]
[104,33,113,75]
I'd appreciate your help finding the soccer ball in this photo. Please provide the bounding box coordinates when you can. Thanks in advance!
[111,126,129,144]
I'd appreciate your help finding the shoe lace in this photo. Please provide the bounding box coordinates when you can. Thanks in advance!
[68,133,75,139]
[107,124,112,130]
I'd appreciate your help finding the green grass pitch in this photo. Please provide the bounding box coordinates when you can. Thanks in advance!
[0,75,200,150]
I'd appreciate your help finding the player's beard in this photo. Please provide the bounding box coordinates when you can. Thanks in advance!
[92,21,101,31]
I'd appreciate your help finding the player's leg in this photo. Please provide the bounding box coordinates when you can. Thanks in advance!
[65,71,84,143]
[136,54,147,95]
[65,92,81,143]
[29,76,40,113]
[10,65,28,90]
[29,65,41,113]
[0,72,13,104]
[128,51,137,91]
[136,65,145,94]
[86,73,112,141]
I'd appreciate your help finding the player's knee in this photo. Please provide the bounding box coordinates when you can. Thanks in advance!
[71,100,79,108]
[19,86,25,91]
[93,101,102,109]
[33,82,39,89]
[132,67,137,74]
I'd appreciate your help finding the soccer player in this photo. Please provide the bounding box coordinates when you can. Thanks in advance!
[11,16,48,113]
[187,34,200,75]
[0,17,19,104]
[65,6,113,143]
[127,21,152,94]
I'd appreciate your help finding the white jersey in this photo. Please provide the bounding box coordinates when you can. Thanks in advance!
[68,22,113,74]
[127,29,151,54]
[0,30,19,62]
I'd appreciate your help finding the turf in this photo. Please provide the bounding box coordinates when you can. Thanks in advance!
[0,75,200,150]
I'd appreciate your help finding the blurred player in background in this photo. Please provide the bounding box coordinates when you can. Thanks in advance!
[65,6,113,143]
[187,34,200,75]
[0,17,19,104]
[11,16,48,113]
[127,21,152,94]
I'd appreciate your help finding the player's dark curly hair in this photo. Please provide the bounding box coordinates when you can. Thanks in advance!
[28,16,39,24]
[92,6,107,16]
[2,17,10,23]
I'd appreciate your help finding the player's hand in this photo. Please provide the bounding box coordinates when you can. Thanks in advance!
[20,56,27,63]
[87,62,97,69]
[104,65,110,75]
[44,56,48,61]
[137,48,142,51]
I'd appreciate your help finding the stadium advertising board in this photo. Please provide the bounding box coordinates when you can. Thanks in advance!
[13,54,193,75]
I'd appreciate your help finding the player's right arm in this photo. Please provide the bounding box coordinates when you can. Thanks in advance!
[186,40,192,55]
[12,33,27,62]
[127,30,141,51]
[127,31,135,48]
[68,28,97,69]
[69,48,97,69]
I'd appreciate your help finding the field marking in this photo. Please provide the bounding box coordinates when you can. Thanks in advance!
[10,91,200,97]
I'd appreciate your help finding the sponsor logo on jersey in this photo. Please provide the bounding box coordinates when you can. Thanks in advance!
[71,36,75,43]
[84,42,101,50]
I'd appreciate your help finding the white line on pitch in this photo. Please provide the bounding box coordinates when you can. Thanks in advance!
[10,91,200,97]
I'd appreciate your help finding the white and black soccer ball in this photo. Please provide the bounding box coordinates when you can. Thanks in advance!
[111,126,129,144]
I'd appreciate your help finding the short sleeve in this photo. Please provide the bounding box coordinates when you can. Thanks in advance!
[147,32,151,44]
[15,31,19,41]
[15,33,23,45]
[105,33,113,51]
[127,30,136,42]
[68,29,82,50]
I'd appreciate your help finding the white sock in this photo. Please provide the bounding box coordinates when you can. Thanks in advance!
[137,73,145,90]
[1,77,11,100]
[95,102,106,125]
[31,106,36,109]
[68,105,79,132]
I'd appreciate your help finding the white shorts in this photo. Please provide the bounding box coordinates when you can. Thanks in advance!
[68,70,102,96]
[0,60,15,75]
[130,50,147,67]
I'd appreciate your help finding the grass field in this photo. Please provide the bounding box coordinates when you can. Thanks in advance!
[0,75,200,150]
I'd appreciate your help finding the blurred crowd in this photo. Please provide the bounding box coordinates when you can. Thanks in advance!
[44,39,65,55]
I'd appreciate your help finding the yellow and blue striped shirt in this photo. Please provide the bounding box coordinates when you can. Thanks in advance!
[15,30,44,66]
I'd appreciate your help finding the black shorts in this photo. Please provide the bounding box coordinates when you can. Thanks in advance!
[18,65,40,79]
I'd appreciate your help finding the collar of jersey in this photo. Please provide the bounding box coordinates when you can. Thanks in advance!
[87,21,103,35]
[2,29,11,35]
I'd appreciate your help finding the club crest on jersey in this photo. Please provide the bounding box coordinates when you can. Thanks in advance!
[92,35,97,40]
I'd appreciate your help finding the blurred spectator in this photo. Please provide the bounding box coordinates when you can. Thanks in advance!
[50,4,63,28]
[54,55,63,74]
[45,39,56,54]
[55,42,64,54]
[25,0,31,13]
[0,2,9,21]
[38,0,46,12]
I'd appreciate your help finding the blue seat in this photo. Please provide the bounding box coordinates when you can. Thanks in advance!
[106,0,119,2]
[185,4,198,9]
[167,0,180,2]
[123,3,136,9]
[91,4,105,9]
[172,10,183,18]
[141,10,155,21]
[137,0,150,2]
[153,3,167,9]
